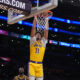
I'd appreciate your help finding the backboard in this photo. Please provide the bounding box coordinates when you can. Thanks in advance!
[8,0,58,24]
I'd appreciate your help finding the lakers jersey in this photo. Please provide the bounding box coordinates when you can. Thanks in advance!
[15,75,27,80]
[30,37,47,62]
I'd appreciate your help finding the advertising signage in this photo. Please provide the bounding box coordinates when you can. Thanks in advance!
[0,0,32,14]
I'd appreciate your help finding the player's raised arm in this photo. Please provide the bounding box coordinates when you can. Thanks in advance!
[30,17,37,38]
[44,18,49,40]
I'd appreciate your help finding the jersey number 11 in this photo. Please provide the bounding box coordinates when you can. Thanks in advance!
[35,48,39,54]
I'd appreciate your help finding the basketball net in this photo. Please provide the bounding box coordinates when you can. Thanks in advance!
[35,11,52,33]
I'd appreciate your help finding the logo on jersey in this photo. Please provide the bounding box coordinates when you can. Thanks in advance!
[34,44,42,47]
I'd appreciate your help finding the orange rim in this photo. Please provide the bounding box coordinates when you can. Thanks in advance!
[34,11,53,18]
[47,11,53,17]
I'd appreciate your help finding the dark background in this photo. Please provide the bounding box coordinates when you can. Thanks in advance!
[0,0,80,80]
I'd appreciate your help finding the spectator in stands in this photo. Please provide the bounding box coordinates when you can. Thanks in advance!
[13,67,28,80]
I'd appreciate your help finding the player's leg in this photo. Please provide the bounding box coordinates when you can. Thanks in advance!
[29,76,35,80]
[28,62,36,80]
[35,64,44,80]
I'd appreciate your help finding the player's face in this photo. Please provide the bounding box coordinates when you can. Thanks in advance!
[36,33,42,40]
[19,68,24,74]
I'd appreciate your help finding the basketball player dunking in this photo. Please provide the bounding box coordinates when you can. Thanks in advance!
[28,13,49,80]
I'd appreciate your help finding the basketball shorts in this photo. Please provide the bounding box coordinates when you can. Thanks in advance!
[28,62,43,78]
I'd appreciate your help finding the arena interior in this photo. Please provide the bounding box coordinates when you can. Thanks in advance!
[0,0,80,80]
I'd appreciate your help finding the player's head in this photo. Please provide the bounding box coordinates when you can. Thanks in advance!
[35,31,43,41]
[19,67,24,75]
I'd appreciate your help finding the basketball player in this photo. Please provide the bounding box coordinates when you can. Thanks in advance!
[29,13,49,80]
[13,67,28,80]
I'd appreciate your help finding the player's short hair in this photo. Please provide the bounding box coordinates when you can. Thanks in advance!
[35,31,43,37]
[19,67,24,70]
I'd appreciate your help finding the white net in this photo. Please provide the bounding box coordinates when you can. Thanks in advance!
[35,11,52,33]
[36,16,46,31]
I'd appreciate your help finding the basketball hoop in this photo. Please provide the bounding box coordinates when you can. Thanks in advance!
[35,11,53,33]
[37,11,53,18]
[7,0,58,24]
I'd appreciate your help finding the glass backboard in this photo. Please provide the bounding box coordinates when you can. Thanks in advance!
[8,0,58,24]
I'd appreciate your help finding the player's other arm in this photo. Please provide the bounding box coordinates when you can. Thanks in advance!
[44,18,49,40]
[30,17,37,38]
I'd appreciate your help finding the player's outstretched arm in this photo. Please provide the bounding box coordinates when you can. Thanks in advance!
[30,17,37,38]
[44,18,49,40]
